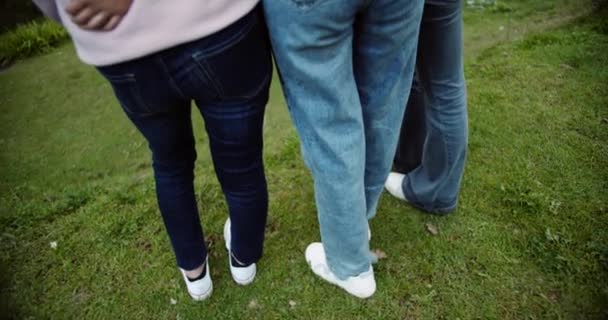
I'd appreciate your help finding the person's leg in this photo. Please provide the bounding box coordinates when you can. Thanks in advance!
[197,96,268,265]
[401,0,468,213]
[353,0,424,220]
[264,0,372,281]
[147,110,206,271]
[184,6,271,268]
[97,59,206,272]
[393,73,426,174]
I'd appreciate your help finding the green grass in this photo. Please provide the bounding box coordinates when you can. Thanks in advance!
[462,0,600,59]
[0,19,68,68]
[1,1,607,319]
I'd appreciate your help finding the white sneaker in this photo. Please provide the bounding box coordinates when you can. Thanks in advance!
[384,172,407,201]
[304,242,376,299]
[224,218,256,285]
[179,258,213,301]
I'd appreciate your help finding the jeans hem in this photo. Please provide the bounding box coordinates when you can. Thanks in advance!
[402,175,458,215]
[177,252,208,271]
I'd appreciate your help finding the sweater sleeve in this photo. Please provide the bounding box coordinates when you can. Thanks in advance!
[32,0,62,23]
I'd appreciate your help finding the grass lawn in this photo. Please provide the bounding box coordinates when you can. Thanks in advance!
[1,1,607,319]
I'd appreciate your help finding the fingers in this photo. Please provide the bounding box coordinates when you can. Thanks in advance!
[84,12,112,30]
[70,6,97,26]
[103,15,123,31]
[65,0,87,16]
[65,0,131,31]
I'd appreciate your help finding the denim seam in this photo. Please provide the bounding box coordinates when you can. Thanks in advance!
[191,16,255,60]
[103,73,135,82]
[283,0,341,12]
[204,63,272,101]
[403,175,457,214]
[156,55,187,101]
[283,0,320,12]
[196,59,225,97]
[98,70,159,116]
[121,77,153,115]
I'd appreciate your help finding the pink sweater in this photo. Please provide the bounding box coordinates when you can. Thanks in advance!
[32,0,260,66]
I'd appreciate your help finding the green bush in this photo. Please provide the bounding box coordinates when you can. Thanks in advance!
[0,19,68,68]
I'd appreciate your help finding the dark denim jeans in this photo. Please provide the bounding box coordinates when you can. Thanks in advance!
[394,72,426,174]
[97,7,272,270]
[393,0,468,214]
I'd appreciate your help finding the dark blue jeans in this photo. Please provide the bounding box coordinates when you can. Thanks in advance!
[97,7,272,270]
[393,0,468,213]
[394,73,426,174]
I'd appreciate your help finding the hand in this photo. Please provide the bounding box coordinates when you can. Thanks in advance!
[65,0,133,31]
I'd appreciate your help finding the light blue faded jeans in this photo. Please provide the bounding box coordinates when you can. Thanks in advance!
[264,0,424,279]
[398,0,468,214]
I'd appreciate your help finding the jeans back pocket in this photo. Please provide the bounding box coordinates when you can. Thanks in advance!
[98,72,154,116]
[190,8,272,102]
